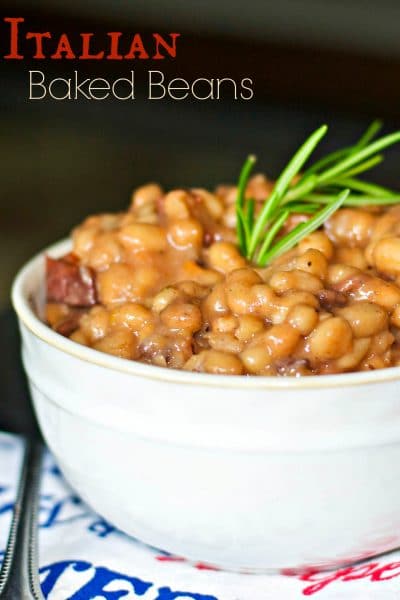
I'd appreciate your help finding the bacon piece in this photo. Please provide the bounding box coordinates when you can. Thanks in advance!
[55,312,84,336]
[317,289,347,309]
[46,254,97,307]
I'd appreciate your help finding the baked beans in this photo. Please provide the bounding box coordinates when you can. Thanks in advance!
[45,180,400,376]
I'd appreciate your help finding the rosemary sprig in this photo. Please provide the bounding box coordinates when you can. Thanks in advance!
[247,125,328,258]
[236,122,400,266]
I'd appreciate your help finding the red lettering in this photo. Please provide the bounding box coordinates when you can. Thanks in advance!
[4,17,24,59]
[300,570,348,595]
[152,33,180,59]
[106,32,123,60]
[124,34,149,59]
[51,34,76,59]
[300,564,375,596]
[26,32,51,59]
[299,561,400,595]
[341,563,379,581]
[371,561,400,581]
[80,33,104,60]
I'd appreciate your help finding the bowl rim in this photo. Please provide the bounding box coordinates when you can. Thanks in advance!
[11,237,400,390]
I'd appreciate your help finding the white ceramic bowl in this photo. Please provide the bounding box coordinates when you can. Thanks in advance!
[11,239,400,572]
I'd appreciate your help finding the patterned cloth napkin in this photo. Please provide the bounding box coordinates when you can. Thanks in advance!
[1,431,400,600]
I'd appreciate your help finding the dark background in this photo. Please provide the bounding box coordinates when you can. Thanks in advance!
[2,0,400,309]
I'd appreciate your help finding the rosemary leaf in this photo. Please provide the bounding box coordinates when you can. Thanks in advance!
[245,199,255,231]
[326,154,383,180]
[236,208,247,255]
[258,189,349,266]
[279,202,321,214]
[303,146,352,177]
[257,209,290,264]
[302,120,382,177]
[331,176,393,197]
[356,119,383,148]
[318,131,400,184]
[235,154,256,255]
[282,174,318,203]
[236,154,257,211]
[303,193,400,206]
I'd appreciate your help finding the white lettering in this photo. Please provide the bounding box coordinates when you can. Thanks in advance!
[49,77,72,101]
[148,70,166,99]
[29,70,46,100]
[112,71,135,100]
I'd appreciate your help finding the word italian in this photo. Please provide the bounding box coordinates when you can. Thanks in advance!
[2,18,179,60]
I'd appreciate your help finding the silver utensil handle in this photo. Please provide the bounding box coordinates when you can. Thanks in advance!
[0,439,44,600]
